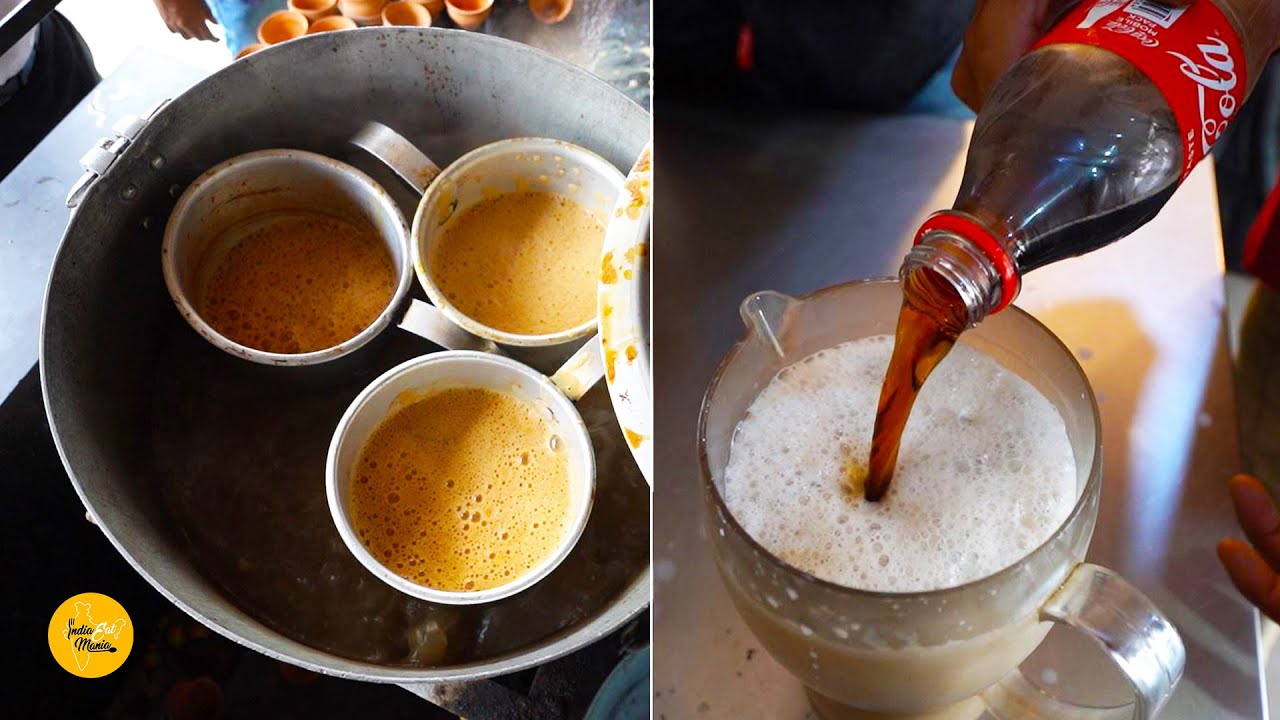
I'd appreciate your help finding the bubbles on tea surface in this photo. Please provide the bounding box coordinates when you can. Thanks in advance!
[722,337,1077,593]
[348,387,571,592]
[200,213,395,353]
[429,192,604,336]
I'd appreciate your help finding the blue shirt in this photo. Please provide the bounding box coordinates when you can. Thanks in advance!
[206,0,281,55]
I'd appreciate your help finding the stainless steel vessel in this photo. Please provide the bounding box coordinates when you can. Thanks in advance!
[41,28,650,692]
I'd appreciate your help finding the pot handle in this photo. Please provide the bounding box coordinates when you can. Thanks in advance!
[350,121,442,194]
[550,335,605,402]
[66,99,171,209]
[401,298,604,401]
[980,563,1185,720]
[399,298,499,354]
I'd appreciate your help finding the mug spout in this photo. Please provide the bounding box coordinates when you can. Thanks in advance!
[739,290,798,359]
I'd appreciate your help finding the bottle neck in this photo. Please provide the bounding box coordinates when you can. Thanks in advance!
[900,230,1003,329]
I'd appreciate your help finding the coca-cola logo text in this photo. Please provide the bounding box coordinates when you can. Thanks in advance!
[1037,0,1247,179]
[1167,36,1238,155]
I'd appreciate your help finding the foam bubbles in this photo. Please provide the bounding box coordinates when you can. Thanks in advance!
[201,212,395,353]
[431,192,604,335]
[350,387,570,591]
[724,337,1077,593]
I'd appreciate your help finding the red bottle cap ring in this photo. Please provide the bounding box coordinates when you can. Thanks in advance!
[913,211,1020,314]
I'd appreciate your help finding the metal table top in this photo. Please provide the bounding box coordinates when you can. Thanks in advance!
[0,48,206,404]
[653,105,1261,719]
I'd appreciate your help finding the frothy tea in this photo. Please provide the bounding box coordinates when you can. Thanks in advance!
[349,387,570,592]
[724,336,1077,593]
[430,191,604,336]
[200,211,395,354]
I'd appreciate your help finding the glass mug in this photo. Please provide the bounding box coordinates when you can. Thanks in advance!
[699,279,1185,720]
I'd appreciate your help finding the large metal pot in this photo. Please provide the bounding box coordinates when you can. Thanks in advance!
[41,27,649,694]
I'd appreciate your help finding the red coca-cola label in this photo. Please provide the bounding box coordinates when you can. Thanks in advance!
[1034,0,1246,180]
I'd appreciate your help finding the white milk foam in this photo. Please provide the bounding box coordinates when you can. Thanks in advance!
[724,336,1077,593]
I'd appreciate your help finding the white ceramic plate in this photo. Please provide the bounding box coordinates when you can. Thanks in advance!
[598,143,653,485]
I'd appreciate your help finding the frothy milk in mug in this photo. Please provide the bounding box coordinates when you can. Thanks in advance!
[722,335,1078,716]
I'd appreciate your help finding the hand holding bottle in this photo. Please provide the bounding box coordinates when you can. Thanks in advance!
[952,0,1198,112]
[1219,474,1280,621]
[907,0,1280,331]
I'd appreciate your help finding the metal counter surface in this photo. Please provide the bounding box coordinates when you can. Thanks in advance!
[653,106,1261,719]
[0,49,205,404]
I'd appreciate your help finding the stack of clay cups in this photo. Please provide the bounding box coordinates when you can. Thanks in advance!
[528,0,572,24]
[291,0,358,32]
[235,42,266,59]
[288,0,339,20]
[249,0,461,53]
[337,0,387,25]
[444,0,493,29]
[342,0,436,27]
[416,0,445,16]
[382,1,433,26]
[256,10,309,46]
[248,0,357,55]
[308,14,359,33]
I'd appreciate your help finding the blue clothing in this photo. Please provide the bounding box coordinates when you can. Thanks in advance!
[206,0,281,55]
[901,46,974,120]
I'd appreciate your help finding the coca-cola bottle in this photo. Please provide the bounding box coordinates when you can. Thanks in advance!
[866,0,1280,500]
[903,0,1280,328]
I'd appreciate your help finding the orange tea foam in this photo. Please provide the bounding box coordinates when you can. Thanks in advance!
[431,191,603,336]
[200,212,395,354]
[350,387,570,592]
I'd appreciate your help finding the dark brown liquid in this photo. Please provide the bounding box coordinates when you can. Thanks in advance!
[863,268,969,501]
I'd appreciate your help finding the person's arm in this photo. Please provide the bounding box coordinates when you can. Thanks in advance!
[152,0,218,42]
[1220,474,1280,619]
[951,0,1193,112]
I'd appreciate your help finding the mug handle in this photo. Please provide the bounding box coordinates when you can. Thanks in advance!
[981,563,1185,720]
[350,121,442,194]
[400,299,606,401]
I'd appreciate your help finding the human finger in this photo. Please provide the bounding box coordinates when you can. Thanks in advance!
[1219,538,1280,621]
[1229,474,1280,572]
[952,0,1045,111]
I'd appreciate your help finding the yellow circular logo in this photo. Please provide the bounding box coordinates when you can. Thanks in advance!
[47,593,133,678]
